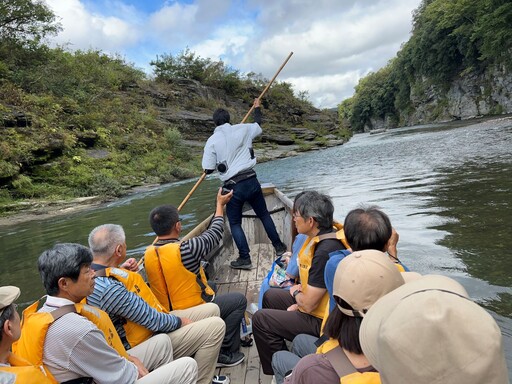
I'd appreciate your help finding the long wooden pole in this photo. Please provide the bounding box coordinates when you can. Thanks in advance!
[241,51,294,123]
[136,51,294,269]
[177,172,207,211]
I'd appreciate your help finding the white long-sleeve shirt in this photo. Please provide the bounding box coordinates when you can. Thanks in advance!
[202,121,262,181]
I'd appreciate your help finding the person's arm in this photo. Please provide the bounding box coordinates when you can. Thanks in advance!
[202,140,217,174]
[289,241,331,313]
[290,284,326,314]
[286,234,308,278]
[253,98,262,125]
[119,257,138,272]
[127,355,149,379]
[100,281,182,332]
[181,188,232,273]
[67,327,139,384]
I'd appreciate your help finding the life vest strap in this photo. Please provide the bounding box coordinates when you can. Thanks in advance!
[317,232,339,241]
[154,246,174,311]
[324,347,357,379]
[50,305,77,321]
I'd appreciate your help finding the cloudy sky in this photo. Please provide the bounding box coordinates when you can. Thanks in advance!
[44,0,422,108]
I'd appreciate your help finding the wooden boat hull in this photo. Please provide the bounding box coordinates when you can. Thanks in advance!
[183,183,295,280]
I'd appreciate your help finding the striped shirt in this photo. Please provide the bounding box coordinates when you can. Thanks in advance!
[154,216,224,275]
[87,267,181,350]
[40,296,138,384]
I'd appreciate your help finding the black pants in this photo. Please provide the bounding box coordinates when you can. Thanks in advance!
[252,288,322,374]
[210,281,247,352]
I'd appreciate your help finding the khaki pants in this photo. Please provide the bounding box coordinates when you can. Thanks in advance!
[168,303,225,384]
[130,333,198,384]
[137,357,198,384]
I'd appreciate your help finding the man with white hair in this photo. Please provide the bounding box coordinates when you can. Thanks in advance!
[87,225,226,384]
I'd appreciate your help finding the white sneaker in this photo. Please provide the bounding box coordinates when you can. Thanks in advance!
[212,375,230,384]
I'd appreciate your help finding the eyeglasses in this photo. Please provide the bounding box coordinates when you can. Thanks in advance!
[12,303,18,311]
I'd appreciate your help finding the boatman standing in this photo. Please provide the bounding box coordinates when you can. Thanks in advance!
[202,98,287,269]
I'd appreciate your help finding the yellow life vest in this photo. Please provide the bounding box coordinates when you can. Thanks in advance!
[12,299,128,383]
[317,334,340,354]
[96,267,168,347]
[0,353,53,384]
[144,242,215,311]
[298,222,349,319]
[323,346,381,384]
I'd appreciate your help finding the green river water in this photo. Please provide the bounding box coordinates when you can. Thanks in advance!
[1,116,511,371]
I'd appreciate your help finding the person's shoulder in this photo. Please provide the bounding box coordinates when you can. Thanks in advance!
[49,311,99,338]
[293,353,332,375]
[94,274,124,288]
[325,253,343,270]
[93,276,128,300]
[319,237,345,252]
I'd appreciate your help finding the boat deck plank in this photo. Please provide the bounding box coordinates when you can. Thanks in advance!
[214,242,276,384]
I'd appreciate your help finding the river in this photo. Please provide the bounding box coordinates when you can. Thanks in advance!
[1,116,511,371]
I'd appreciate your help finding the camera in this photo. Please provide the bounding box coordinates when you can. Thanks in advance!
[221,187,231,195]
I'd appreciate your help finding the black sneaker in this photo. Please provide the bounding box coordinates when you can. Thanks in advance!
[275,242,287,257]
[230,258,252,270]
[217,351,245,367]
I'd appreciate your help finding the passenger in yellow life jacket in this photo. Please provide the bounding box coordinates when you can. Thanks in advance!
[0,286,53,384]
[17,243,198,384]
[272,205,415,384]
[88,224,226,384]
[253,191,348,375]
[284,250,419,384]
[145,187,248,368]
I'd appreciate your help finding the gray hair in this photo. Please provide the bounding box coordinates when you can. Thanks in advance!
[38,243,92,296]
[293,191,334,231]
[88,224,126,258]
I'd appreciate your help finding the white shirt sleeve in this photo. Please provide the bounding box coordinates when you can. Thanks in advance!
[249,123,262,139]
[68,328,138,384]
[202,139,217,171]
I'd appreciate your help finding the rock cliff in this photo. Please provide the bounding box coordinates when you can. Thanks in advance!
[367,66,512,130]
[140,78,340,143]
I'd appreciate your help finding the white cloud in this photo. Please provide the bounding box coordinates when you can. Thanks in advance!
[242,0,418,98]
[190,24,253,63]
[43,0,422,107]
[44,0,140,51]
[149,3,199,34]
[288,70,363,109]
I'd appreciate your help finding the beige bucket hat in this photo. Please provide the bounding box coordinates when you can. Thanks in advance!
[333,249,420,317]
[0,286,20,315]
[359,275,509,384]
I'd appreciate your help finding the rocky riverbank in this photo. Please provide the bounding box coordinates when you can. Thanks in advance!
[0,136,346,226]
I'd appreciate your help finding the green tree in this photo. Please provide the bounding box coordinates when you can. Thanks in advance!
[150,48,247,95]
[0,0,59,43]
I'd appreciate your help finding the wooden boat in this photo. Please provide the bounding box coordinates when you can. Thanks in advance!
[182,183,295,383]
